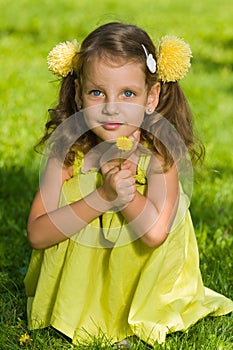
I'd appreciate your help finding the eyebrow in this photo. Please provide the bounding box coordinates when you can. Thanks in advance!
[84,81,143,92]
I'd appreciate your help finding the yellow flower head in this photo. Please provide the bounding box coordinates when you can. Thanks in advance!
[19,333,32,346]
[157,36,192,83]
[116,136,133,151]
[47,40,80,77]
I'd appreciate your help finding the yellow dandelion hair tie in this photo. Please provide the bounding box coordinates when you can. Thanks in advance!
[47,39,80,77]
[157,35,192,83]
[47,35,192,82]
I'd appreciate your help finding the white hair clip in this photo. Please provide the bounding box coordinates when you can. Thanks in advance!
[141,44,156,74]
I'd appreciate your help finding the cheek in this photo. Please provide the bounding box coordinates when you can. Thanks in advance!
[82,97,90,108]
[82,94,103,108]
[122,104,145,126]
[83,111,95,128]
[83,105,103,128]
[128,110,145,128]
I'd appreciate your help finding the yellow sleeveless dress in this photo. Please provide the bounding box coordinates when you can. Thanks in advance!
[24,153,233,345]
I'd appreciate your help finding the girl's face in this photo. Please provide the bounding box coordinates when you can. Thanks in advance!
[77,57,160,143]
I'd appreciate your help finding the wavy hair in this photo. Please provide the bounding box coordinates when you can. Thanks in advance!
[36,22,204,170]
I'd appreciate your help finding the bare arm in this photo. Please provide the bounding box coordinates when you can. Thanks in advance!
[99,152,179,248]
[27,158,111,249]
[27,157,135,250]
[121,159,179,248]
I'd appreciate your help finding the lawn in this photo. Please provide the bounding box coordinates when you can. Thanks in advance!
[0,0,232,349]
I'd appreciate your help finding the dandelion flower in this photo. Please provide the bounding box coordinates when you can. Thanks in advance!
[116,136,133,169]
[19,333,32,346]
[116,136,133,151]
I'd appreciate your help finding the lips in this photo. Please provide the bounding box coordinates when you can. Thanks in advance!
[102,123,122,130]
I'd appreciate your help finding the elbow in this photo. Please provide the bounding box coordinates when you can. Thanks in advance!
[27,221,66,250]
[141,229,169,248]
[27,233,43,250]
[27,224,45,250]
[28,241,44,250]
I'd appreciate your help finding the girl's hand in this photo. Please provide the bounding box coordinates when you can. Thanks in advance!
[99,160,136,208]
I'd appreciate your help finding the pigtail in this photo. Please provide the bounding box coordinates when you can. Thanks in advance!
[155,82,205,166]
[34,74,79,163]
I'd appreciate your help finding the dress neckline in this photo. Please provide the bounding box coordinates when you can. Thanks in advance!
[73,150,151,185]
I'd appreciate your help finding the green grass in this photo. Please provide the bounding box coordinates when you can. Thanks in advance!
[0,0,232,348]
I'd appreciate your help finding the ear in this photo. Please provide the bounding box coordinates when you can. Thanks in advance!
[74,79,83,110]
[145,82,161,114]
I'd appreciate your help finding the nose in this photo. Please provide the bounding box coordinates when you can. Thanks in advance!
[102,101,120,116]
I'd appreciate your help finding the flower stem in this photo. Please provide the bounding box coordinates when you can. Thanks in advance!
[119,152,123,170]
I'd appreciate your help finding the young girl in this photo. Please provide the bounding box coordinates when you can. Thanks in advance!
[24,22,233,347]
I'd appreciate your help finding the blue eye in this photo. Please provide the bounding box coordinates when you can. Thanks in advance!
[90,90,102,96]
[124,90,135,98]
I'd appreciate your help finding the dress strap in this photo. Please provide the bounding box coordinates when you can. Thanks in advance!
[135,153,151,184]
[72,151,84,176]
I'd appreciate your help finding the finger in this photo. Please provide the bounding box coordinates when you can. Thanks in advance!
[116,179,136,194]
[120,161,131,170]
[101,162,119,176]
[118,169,133,178]
[116,186,136,203]
[107,166,120,176]
[127,177,136,186]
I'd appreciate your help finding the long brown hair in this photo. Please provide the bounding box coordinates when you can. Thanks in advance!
[36,22,204,169]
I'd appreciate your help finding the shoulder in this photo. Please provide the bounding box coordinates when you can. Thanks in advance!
[147,153,179,187]
[147,153,166,174]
